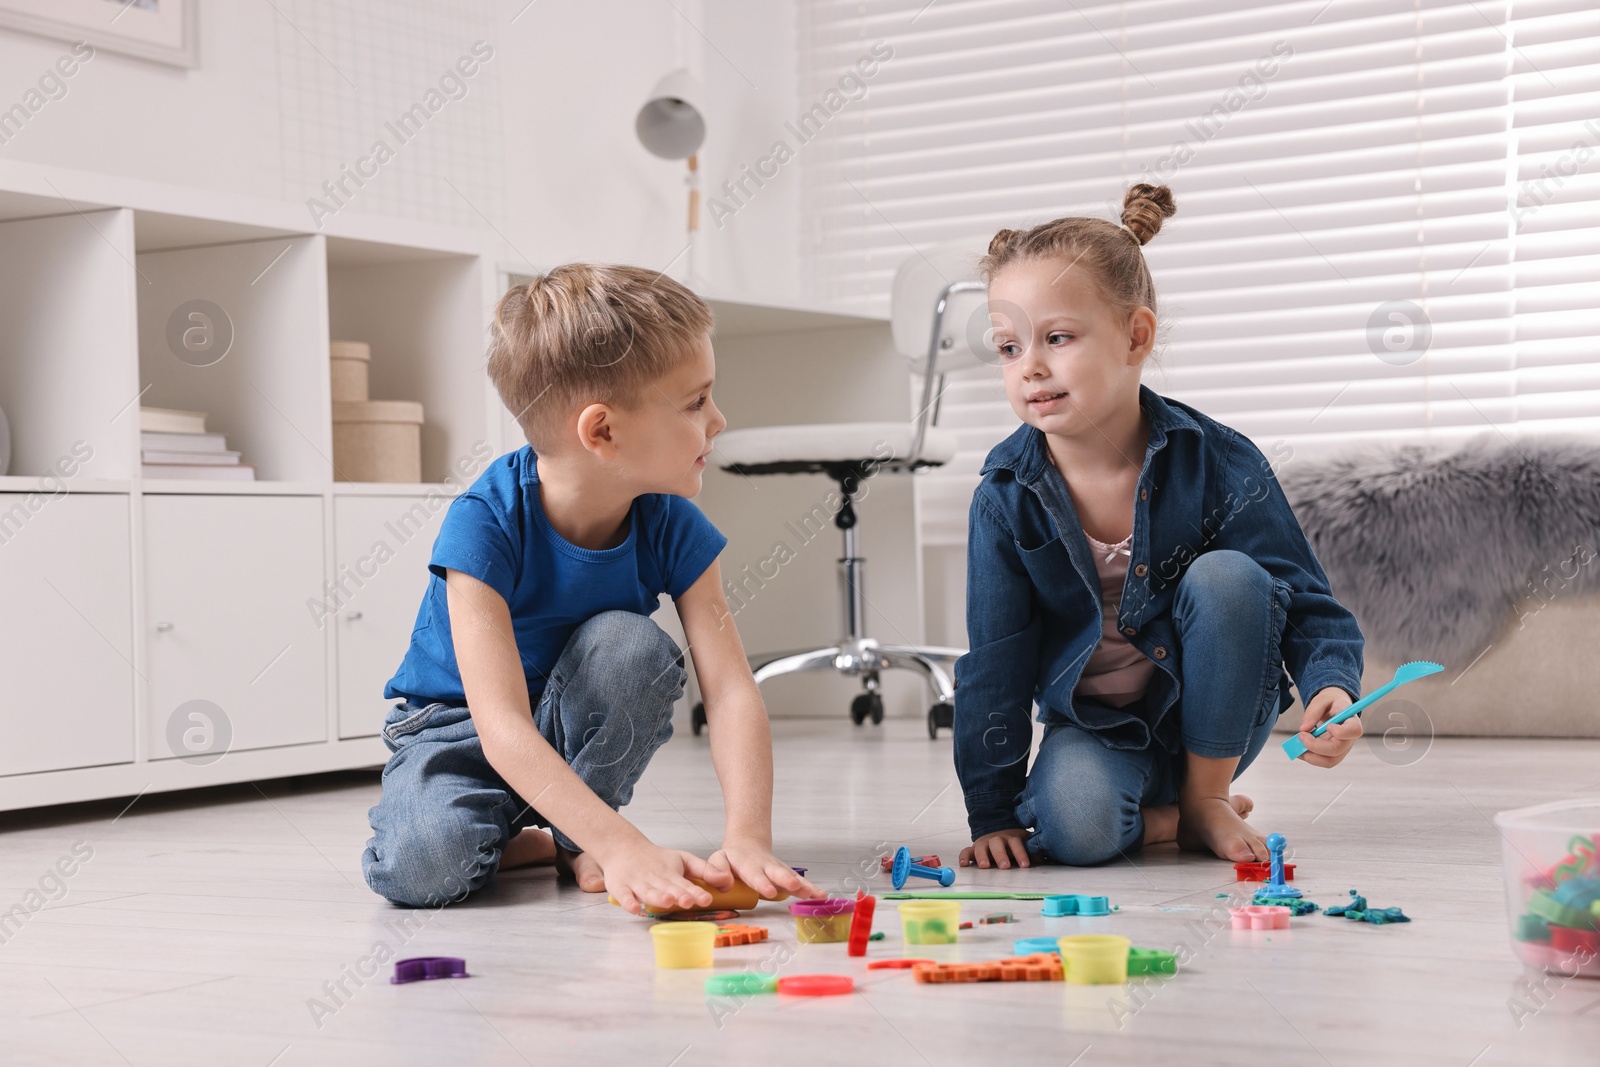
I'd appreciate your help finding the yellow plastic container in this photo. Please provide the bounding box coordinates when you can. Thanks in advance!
[899,900,961,944]
[1057,934,1131,985]
[651,921,717,968]
[790,898,853,943]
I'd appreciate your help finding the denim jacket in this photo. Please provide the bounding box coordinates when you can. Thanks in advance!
[953,385,1365,839]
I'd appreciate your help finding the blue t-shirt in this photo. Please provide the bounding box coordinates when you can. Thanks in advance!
[383,447,728,706]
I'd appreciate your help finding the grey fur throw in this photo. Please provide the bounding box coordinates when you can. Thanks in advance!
[1277,435,1600,666]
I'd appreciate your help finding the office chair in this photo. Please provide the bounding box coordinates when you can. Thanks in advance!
[696,241,992,738]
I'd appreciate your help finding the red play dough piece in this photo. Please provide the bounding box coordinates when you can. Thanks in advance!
[777,974,855,996]
[847,893,877,957]
[866,959,935,970]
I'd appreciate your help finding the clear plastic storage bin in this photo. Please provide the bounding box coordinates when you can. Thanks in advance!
[1494,799,1600,978]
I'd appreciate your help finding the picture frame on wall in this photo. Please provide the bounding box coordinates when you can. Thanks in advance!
[0,0,197,68]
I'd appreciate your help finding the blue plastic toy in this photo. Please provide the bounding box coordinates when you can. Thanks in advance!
[1259,833,1302,900]
[890,845,956,890]
[1041,894,1111,917]
[1014,936,1062,955]
[1282,660,1443,760]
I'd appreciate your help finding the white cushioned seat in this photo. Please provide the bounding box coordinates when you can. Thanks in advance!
[715,422,959,475]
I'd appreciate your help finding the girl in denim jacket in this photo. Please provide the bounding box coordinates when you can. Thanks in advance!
[954,184,1366,870]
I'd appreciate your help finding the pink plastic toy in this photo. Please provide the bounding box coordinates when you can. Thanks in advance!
[1230,905,1291,930]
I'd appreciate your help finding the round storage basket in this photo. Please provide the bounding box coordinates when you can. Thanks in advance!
[332,400,424,483]
[329,341,371,403]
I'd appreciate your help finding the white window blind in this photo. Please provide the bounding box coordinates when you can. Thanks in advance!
[797,0,1600,548]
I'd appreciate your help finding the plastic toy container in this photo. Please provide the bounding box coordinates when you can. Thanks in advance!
[899,900,961,944]
[789,898,854,943]
[1494,799,1600,978]
[1057,934,1131,985]
[651,921,717,968]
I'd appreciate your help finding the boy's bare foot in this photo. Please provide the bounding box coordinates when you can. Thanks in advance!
[556,846,606,892]
[1175,793,1267,862]
[500,827,558,870]
[1143,795,1252,846]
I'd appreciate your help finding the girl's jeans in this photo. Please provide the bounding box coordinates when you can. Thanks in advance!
[361,610,685,907]
[1015,549,1288,865]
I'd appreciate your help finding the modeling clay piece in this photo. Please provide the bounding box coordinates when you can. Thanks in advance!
[847,893,877,957]
[1550,927,1600,954]
[704,972,778,996]
[1126,948,1179,975]
[881,853,940,871]
[776,975,854,996]
[617,877,788,916]
[1042,894,1111,917]
[868,931,885,941]
[1516,914,1552,942]
[979,912,1017,924]
[889,846,956,890]
[1234,860,1295,882]
[1230,905,1291,930]
[391,957,468,984]
[1252,894,1320,915]
[1527,889,1592,930]
[913,953,1064,984]
[1258,833,1302,900]
[647,908,741,922]
[1324,889,1411,925]
[713,924,769,947]
[1283,660,1444,760]
[884,892,1049,901]
[866,959,934,970]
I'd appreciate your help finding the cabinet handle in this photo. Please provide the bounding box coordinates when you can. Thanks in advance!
[345,611,363,620]
[155,621,174,632]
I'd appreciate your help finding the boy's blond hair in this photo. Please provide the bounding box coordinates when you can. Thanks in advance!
[488,263,715,451]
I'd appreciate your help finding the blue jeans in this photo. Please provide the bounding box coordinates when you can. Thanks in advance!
[1015,550,1287,866]
[361,610,685,907]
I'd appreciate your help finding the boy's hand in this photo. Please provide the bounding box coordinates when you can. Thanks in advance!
[600,840,718,916]
[707,839,822,900]
[960,828,1031,869]
[1293,686,1361,768]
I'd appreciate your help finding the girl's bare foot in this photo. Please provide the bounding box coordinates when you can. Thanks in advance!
[1143,795,1251,846]
[500,827,558,870]
[555,846,606,892]
[1143,803,1179,845]
[1175,793,1267,862]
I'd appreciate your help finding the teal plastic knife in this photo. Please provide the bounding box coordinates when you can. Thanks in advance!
[1283,659,1444,760]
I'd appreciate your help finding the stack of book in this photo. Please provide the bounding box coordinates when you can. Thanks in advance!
[140,407,256,481]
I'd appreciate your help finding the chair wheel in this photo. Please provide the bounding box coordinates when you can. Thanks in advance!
[927,701,954,738]
[850,692,882,726]
[691,702,706,736]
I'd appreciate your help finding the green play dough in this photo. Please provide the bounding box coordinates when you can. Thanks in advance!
[704,972,777,996]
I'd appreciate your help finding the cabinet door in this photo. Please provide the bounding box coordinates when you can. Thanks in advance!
[333,495,447,738]
[0,494,134,776]
[143,495,326,758]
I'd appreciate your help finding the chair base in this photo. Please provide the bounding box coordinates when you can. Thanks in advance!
[748,638,962,737]
[686,641,961,738]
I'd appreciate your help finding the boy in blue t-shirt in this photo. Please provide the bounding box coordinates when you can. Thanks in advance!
[362,263,820,913]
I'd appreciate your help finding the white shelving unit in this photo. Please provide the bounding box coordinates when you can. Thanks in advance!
[0,160,502,811]
[0,159,887,811]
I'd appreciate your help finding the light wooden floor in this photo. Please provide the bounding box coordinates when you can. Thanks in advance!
[3,720,1599,1066]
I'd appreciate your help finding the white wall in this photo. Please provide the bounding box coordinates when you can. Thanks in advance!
[0,0,800,303]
